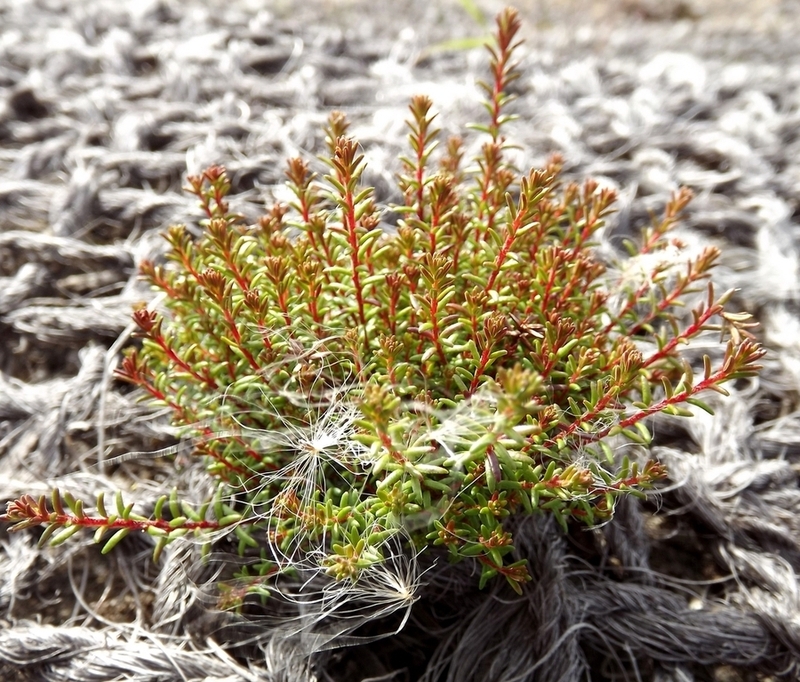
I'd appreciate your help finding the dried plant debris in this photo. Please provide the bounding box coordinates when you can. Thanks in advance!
[1,1,800,681]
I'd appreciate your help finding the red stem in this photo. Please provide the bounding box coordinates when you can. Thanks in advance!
[468,346,493,396]
[154,336,218,389]
[428,296,447,365]
[486,212,524,292]
[415,131,426,222]
[342,189,367,330]
[220,307,260,371]
[642,304,719,369]
[540,252,561,312]
[15,511,224,533]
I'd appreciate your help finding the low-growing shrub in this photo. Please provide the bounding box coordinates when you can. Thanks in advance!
[3,8,762,616]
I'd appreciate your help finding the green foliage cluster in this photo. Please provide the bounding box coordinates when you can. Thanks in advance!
[3,8,763,598]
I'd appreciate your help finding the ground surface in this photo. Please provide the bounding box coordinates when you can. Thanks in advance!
[1,0,800,680]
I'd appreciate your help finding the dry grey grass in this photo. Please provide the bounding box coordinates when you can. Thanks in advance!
[2,0,800,680]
